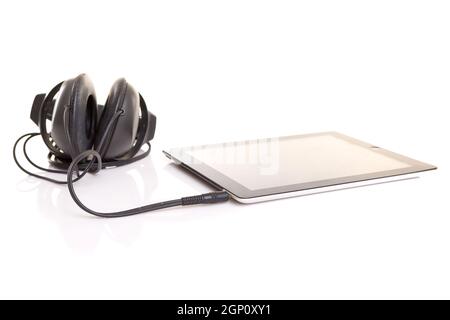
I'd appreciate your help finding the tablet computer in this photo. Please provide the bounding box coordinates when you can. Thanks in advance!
[163,132,436,203]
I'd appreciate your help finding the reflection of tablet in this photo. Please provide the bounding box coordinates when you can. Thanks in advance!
[163,132,436,203]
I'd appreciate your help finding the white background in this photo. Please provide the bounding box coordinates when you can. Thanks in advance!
[0,0,449,299]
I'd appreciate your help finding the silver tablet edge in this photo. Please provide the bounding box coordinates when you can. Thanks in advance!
[232,172,425,203]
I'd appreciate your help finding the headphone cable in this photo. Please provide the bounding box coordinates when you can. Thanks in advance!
[13,133,230,218]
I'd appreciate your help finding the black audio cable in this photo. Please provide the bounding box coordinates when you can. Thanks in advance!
[13,133,230,218]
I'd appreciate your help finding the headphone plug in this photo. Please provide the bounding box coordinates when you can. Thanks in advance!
[181,191,230,206]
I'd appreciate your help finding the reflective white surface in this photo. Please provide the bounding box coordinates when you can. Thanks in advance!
[1,0,450,299]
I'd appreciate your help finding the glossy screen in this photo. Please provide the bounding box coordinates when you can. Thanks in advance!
[186,134,410,190]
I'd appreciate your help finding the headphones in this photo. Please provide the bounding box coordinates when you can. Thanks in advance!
[29,73,156,169]
[14,74,229,218]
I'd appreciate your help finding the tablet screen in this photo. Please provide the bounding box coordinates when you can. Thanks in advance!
[185,133,410,190]
[167,132,435,198]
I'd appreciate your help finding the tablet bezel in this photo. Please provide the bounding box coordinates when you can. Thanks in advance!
[163,132,436,200]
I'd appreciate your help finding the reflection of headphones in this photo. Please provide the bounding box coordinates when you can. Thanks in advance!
[14,74,229,218]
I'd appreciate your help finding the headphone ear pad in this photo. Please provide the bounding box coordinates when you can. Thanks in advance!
[51,74,97,159]
[95,78,140,160]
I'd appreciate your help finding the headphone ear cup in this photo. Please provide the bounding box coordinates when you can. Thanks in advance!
[95,78,140,160]
[51,74,97,159]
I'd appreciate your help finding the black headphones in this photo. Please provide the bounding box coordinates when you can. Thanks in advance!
[14,74,229,218]
[29,73,156,169]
